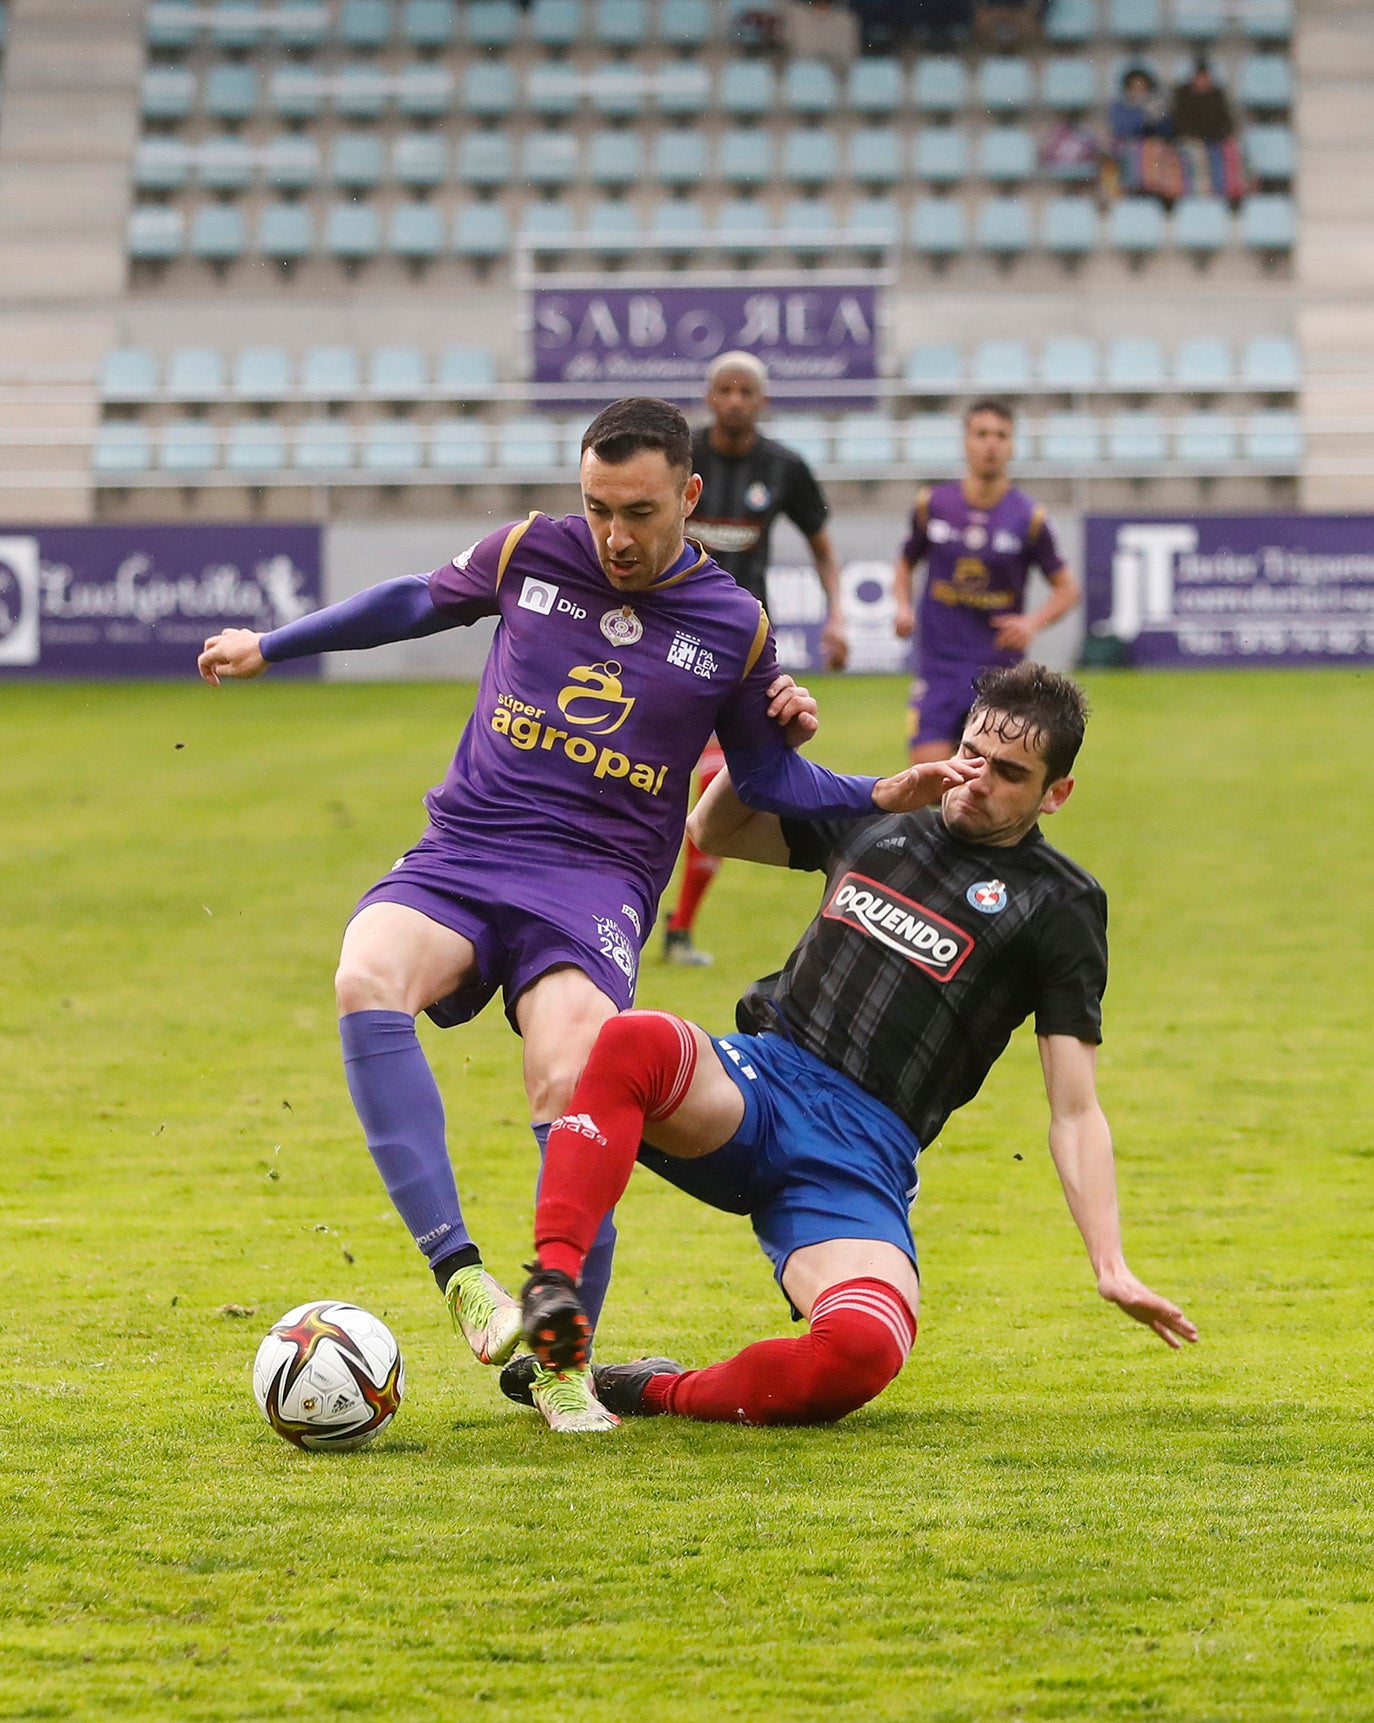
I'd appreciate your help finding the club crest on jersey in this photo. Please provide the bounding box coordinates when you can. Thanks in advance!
[967,879,1008,915]
[824,871,974,982]
[964,524,988,550]
[744,481,772,512]
[600,605,643,647]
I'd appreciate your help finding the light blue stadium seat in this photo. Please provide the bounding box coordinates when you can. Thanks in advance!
[978,127,1035,183]
[904,345,962,391]
[1040,57,1098,112]
[454,203,512,258]
[784,59,837,116]
[650,129,707,186]
[783,197,841,250]
[147,1,198,51]
[136,140,191,193]
[1237,55,1292,110]
[233,346,293,397]
[718,128,774,185]
[278,2,330,50]
[594,64,649,118]
[339,0,391,48]
[910,198,968,256]
[720,62,775,117]
[1175,412,1237,465]
[1041,195,1099,254]
[1040,413,1102,465]
[1243,0,1292,38]
[101,349,160,399]
[336,65,389,120]
[848,58,904,116]
[1245,124,1295,181]
[142,67,197,122]
[769,417,830,467]
[1173,195,1231,253]
[659,0,712,45]
[914,129,968,185]
[1171,0,1224,40]
[849,127,902,185]
[393,132,449,188]
[1106,336,1166,390]
[326,202,381,261]
[976,196,1033,256]
[1107,410,1167,464]
[466,2,521,47]
[128,206,186,260]
[1107,0,1160,40]
[1043,0,1096,44]
[912,58,967,115]
[301,345,362,396]
[716,198,773,251]
[518,201,576,250]
[93,423,154,474]
[461,64,516,117]
[258,202,315,260]
[526,64,581,118]
[437,347,498,393]
[524,130,580,186]
[655,63,711,118]
[389,201,445,259]
[459,133,515,187]
[264,134,320,190]
[431,418,490,474]
[363,420,425,472]
[226,419,288,474]
[649,196,707,251]
[270,67,325,121]
[1040,336,1099,390]
[212,0,265,49]
[1109,196,1166,255]
[904,415,963,469]
[595,0,646,45]
[404,0,457,47]
[199,136,253,192]
[973,339,1033,392]
[295,420,356,471]
[189,207,246,267]
[166,347,225,398]
[977,58,1033,114]
[204,64,259,122]
[848,197,900,246]
[1241,334,1299,389]
[1241,194,1295,251]
[588,130,643,186]
[1242,409,1302,463]
[585,200,642,253]
[530,0,582,45]
[160,419,219,473]
[836,415,897,467]
[330,134,385,190]
[498,416,560,469]
[1174,337,1233,389]
[398,65,453,119]
[783,129,839,184]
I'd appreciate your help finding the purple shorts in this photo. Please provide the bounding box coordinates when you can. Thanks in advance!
[906,664,980,750]
[353,831,652,1029]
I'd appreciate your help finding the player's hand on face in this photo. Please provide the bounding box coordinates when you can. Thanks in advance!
[198,629,268,686]
[820,614,850,672]
[992,613,1036,653]
[870,754,983,812]
[1097,1267,1198,1349]
[893,599,915,640]
[766,674,820,749]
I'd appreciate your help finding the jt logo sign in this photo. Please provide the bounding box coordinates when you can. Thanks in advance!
[1106,523,1197,642]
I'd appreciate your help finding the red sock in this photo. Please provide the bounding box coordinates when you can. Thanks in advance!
[642,1279,916,1425]
[668,753,726,935]
[535,1011,698,1283]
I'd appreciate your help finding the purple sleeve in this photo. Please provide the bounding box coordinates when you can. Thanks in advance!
[900,500,929,565]
[1030,509,1068,578]
[261,574,455,662]
[427,521,516,621]
[714,626,879,819]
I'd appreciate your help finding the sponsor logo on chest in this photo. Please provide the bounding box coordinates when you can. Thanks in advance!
[823,870,974,982]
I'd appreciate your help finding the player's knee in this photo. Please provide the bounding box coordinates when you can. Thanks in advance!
[593,1011,697,1119]
[801,1283,917,1423]
[334,955,406,1014]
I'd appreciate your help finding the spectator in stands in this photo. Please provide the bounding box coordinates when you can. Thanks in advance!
[1040,116,1103,185]
[1108,65,1183,204]
[1171,57,1249,203]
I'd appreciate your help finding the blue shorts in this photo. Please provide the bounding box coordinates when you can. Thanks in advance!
[637,1032,921,1300]
[906,665,979,750]
[353,830,652,1028]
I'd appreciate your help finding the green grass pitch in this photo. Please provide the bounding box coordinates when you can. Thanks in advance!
[1,669,1371,1722]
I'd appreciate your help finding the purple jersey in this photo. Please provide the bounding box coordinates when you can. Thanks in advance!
[902,483,1065,671]
[425,512,801,905]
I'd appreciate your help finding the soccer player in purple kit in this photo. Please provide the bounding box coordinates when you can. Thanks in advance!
[894,397,1082,764]
[198,397,943,1430]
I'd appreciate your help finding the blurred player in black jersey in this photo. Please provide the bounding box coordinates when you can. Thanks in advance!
[511,662,1195,1430]
[664,351,849,966]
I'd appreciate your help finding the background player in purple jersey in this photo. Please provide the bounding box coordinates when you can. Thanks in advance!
[665,351,848,967]
[505,664,1195,1432]
[893,398,1083,764]
[198,397,948,1429]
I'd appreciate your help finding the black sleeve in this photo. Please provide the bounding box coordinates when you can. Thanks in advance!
[781,452,830,539]
[1031,885,1109,1043]
[779,814,861,873]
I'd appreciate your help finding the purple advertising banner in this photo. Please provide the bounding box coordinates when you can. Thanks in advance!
[529,277,880,408]
[1084,514,1374,667]
[0,524,322,679]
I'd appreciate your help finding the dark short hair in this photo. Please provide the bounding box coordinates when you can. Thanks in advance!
[968,661,1089,784]
[964,396,1015,425]
[581,397,692,475]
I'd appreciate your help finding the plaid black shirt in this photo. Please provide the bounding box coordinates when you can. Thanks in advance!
[736,807,1108,1147]
[688,428,830,604]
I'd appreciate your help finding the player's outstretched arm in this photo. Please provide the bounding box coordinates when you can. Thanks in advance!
[686,766,791,865]
[1038,1034,1198,1349]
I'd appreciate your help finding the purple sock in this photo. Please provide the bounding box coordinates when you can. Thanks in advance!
[531,1121,617,1331]
[339,1010,472,1267]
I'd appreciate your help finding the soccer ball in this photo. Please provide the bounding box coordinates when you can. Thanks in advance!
[252,1300,404,1452]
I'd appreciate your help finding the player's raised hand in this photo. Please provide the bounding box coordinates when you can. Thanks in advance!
[199,628,268,686]
[766,674,819,749]
[1097,1267,1199,1349]
[870,754,983,812]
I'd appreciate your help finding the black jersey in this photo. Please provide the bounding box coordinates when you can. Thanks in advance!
[736,806,1108,1148]
[689,427,830,604]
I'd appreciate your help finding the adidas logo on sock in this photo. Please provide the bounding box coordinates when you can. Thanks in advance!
[552,1112,608,1145]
